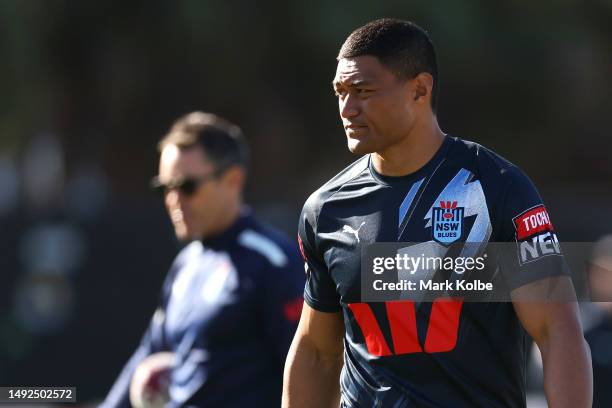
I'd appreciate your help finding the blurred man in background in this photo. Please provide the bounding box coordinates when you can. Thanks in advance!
[585,235,612,407]
[101,112,304,407]
[283,18,591,407]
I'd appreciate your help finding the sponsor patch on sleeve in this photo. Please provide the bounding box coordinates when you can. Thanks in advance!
[512,205,562,264]
[513,205,554,240]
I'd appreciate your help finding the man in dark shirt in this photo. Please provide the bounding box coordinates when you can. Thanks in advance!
[585,235,612,408]
[283,18,591,408]
[102,112,304,407]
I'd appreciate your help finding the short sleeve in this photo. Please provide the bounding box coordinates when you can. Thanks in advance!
[497,167,569,290]
[298,199,341,312]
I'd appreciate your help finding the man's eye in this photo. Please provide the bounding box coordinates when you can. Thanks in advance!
[357,89,372,94]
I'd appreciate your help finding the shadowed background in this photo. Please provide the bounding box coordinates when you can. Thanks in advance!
[0,0,610,402]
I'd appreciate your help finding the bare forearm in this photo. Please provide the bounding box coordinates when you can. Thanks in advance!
[539,332,592,408]
[513,278,593,408]
[282,338,343,408]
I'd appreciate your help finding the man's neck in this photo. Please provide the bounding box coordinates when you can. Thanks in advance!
[202,200,243,240]
[371,117,445,177]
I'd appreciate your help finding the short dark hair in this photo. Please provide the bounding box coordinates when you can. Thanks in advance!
[338,18,439,110]
[159,112,249,172]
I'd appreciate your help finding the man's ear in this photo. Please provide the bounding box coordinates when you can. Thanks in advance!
[221,166,246,192]
[413,72,434,104]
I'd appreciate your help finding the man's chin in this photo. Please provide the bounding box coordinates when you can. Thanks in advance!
[347,138,374,156]
[174,225,199,241]
[174,231,190,241]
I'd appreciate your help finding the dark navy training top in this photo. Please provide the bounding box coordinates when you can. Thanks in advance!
[102,211,304,407]
[299,136,567,408]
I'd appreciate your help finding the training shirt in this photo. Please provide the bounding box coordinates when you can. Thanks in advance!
[102,211,304,407]
[299,136,567,408]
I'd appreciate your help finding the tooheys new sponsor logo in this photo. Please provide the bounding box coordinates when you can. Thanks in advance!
[513,205,561,264]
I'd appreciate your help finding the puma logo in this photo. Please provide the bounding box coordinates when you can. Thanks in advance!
[342,221,366,243]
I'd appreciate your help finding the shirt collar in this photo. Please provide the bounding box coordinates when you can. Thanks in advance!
[200,206,252,250]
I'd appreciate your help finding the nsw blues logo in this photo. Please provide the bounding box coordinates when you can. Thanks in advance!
[432,201,464,244]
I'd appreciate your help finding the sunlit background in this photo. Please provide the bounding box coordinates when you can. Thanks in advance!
[0,0,611,404]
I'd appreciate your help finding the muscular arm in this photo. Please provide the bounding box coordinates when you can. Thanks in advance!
[512,276,592,408]
[282,303,345,408]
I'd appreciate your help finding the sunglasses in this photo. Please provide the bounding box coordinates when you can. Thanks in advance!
[150,173,220,197]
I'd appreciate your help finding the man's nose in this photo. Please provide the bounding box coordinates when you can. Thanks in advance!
[165,189,180,207]
[340,93,359,119]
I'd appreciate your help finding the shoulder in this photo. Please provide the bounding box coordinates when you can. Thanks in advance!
[451,136,535,190]
[162,240,205,294]
[173,240,204,266]
[236,217,301,269]
[302,155,370,221]
[452,137,515,174]
[452,138,551,242]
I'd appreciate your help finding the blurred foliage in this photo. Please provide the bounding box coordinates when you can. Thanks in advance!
[1,0,610,195]
[0,0,611,400]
